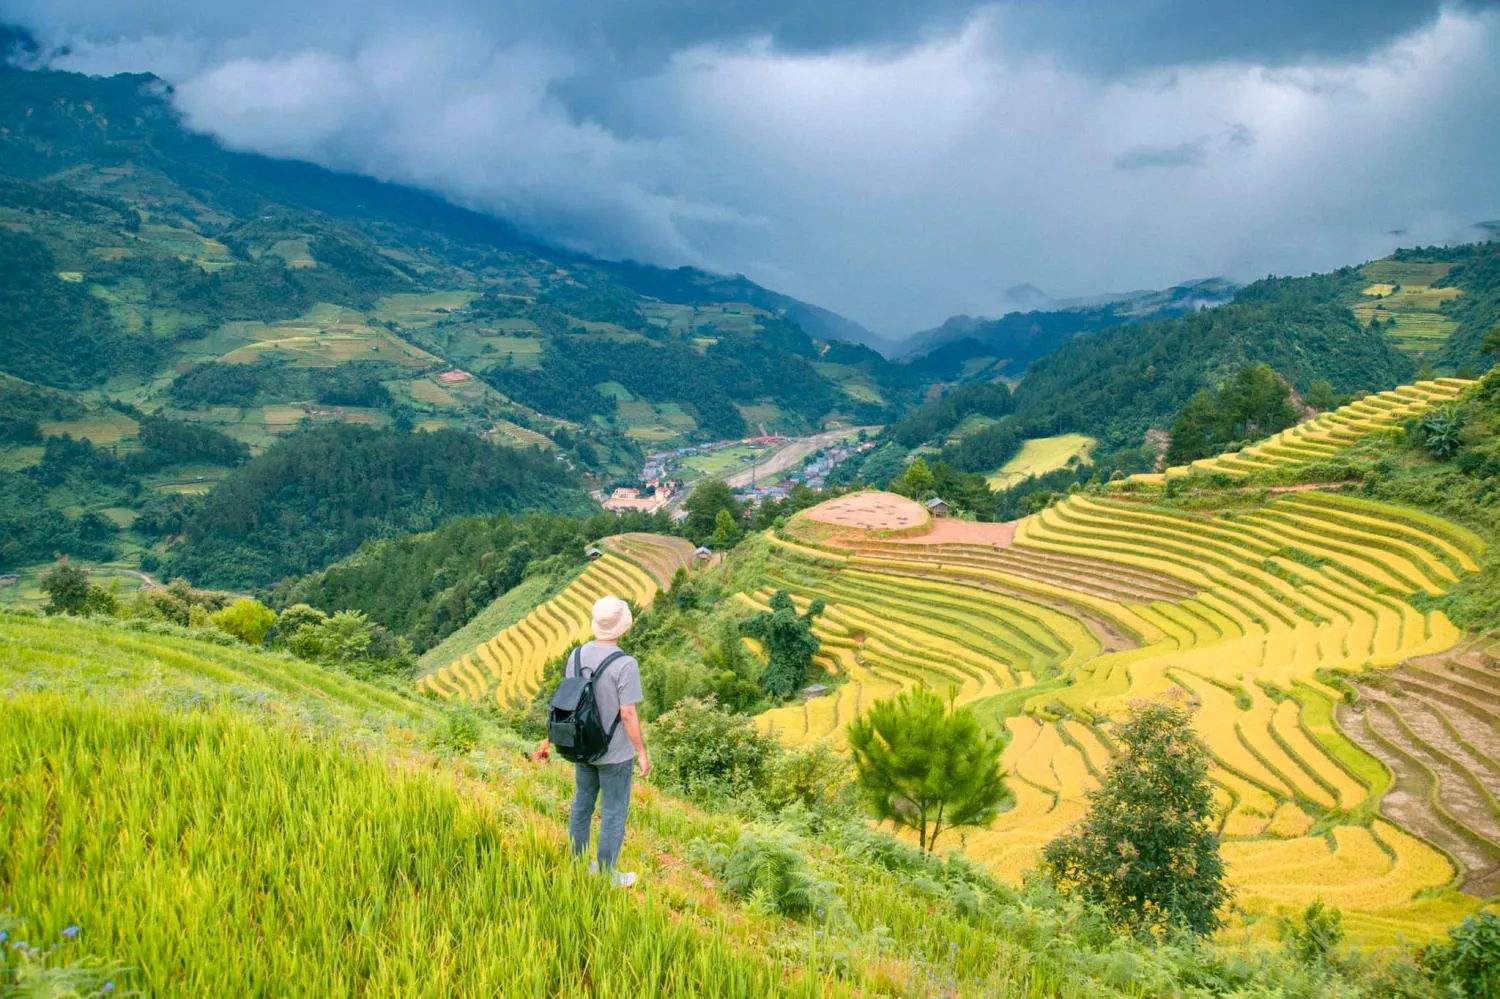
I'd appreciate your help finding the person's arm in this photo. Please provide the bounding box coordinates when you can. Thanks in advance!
[618,704,650,776]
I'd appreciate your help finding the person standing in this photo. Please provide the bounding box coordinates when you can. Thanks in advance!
[533,595,651,887]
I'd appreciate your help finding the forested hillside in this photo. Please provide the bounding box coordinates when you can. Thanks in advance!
[164,426,592,588]
[0,65,911,460]
[1011,270,1415,442]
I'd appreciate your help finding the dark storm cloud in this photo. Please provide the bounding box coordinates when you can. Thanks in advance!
[6,1,1499,334]
[13,1,1480,76]
[993,1,1492,74]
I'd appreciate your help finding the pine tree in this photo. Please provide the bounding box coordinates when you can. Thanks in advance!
[847,687,1005,852]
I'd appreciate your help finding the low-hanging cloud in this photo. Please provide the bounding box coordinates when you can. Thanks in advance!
[8,1,1500,334]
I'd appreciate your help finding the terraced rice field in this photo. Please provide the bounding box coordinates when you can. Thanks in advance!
[765,449,1493,938]
[418,537,685,706]
[986,433,1096,489]
[1340,641,1500,897]
[1352,260,1462,356]
[1171,379,1469,481]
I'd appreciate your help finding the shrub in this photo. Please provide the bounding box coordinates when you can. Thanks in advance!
[1042,699,1230,937]
[431,710,481,756]
[1419,911,1500,998]
[648,697,777,804]
[1280,899,1345,967]
[211,598,276,646]
[693,829,838,920]
[765,742,856,817]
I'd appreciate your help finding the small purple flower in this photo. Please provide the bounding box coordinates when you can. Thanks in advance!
[102,983,116,995]
[0,930,7,944]
[61,925,81,940]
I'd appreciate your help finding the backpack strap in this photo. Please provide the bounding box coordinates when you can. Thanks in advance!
[584,650,631,747]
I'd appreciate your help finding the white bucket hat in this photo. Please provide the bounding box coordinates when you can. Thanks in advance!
[591,595,633,642]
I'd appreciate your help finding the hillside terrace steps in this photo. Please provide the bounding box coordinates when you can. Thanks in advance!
[1154,380,1470,482]
[418,536,679,704]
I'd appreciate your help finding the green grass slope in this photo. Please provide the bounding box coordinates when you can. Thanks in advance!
[9,610,1443,998]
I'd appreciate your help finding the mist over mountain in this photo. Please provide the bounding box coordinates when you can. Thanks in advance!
[5,2,1498,333]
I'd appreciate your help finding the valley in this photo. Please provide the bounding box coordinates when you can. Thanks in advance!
[2,52,1500,999]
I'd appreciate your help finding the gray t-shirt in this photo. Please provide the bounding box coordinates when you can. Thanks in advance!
[566,641,643,766]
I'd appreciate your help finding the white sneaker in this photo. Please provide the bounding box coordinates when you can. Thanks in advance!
[612,871,638,889]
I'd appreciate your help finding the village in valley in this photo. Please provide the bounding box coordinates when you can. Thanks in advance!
[600,431,877,515]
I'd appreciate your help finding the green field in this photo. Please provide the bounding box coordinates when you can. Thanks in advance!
[811,362,886,405]
[681,443,766,478]
[40,409,140,446]
[986,433,1096,488]
[1353,260,1461,356]
[616,396,699,442]
[216,307,440,369]
[373,290,477,326]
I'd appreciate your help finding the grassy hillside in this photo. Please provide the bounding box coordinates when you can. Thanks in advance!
[6,605,1493,998]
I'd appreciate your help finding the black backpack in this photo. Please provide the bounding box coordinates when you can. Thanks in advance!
[547,647,628,764]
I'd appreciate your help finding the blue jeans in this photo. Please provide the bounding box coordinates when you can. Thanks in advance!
[569,759,634,871]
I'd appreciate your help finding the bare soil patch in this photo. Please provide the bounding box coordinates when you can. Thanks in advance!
[806,491,929,532]
[904,519,1017,546]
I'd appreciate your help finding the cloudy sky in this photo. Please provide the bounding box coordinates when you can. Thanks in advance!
[10,1,1500,334]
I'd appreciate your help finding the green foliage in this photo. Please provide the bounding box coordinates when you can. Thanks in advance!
[0,912,131,999]
[1419,405,1465,459]
[0,229,161,388]
[764,742,857,816]
[890,456,934,497]
[1166,363,1299,464]
[128,415,249,471]
[1306,378,1339,411]
[887,382,1013,448]
[164,425,590,588]
[429,709,482,757]
[846,687,1005,852]
[39,562,115,618]
[209,598,276,646]
[40,562,91,617]
[1042,699,1230,937]
[1279,899,1346,967]
[123,578,230,627]
[276,509,672,652]
[683,480,742,547]
[1418,911,1500,998]
[1013,269,1413,441]
[280,607,414,680]
[167,360,397,410]
[740,590,824,699]
[647,697,779,803]
[939,419,1023,474]
[692,828,838,919]
[711,507,743,550]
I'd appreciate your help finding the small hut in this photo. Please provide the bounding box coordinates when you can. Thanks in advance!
[924,497,951,518]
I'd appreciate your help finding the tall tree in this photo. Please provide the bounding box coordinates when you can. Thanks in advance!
[846,687,1005,852]
[740,589,823,699]
[1042,698,1231,936]
[683,480,741,546]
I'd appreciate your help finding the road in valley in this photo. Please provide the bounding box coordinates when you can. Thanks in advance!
[720,426,878,490]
